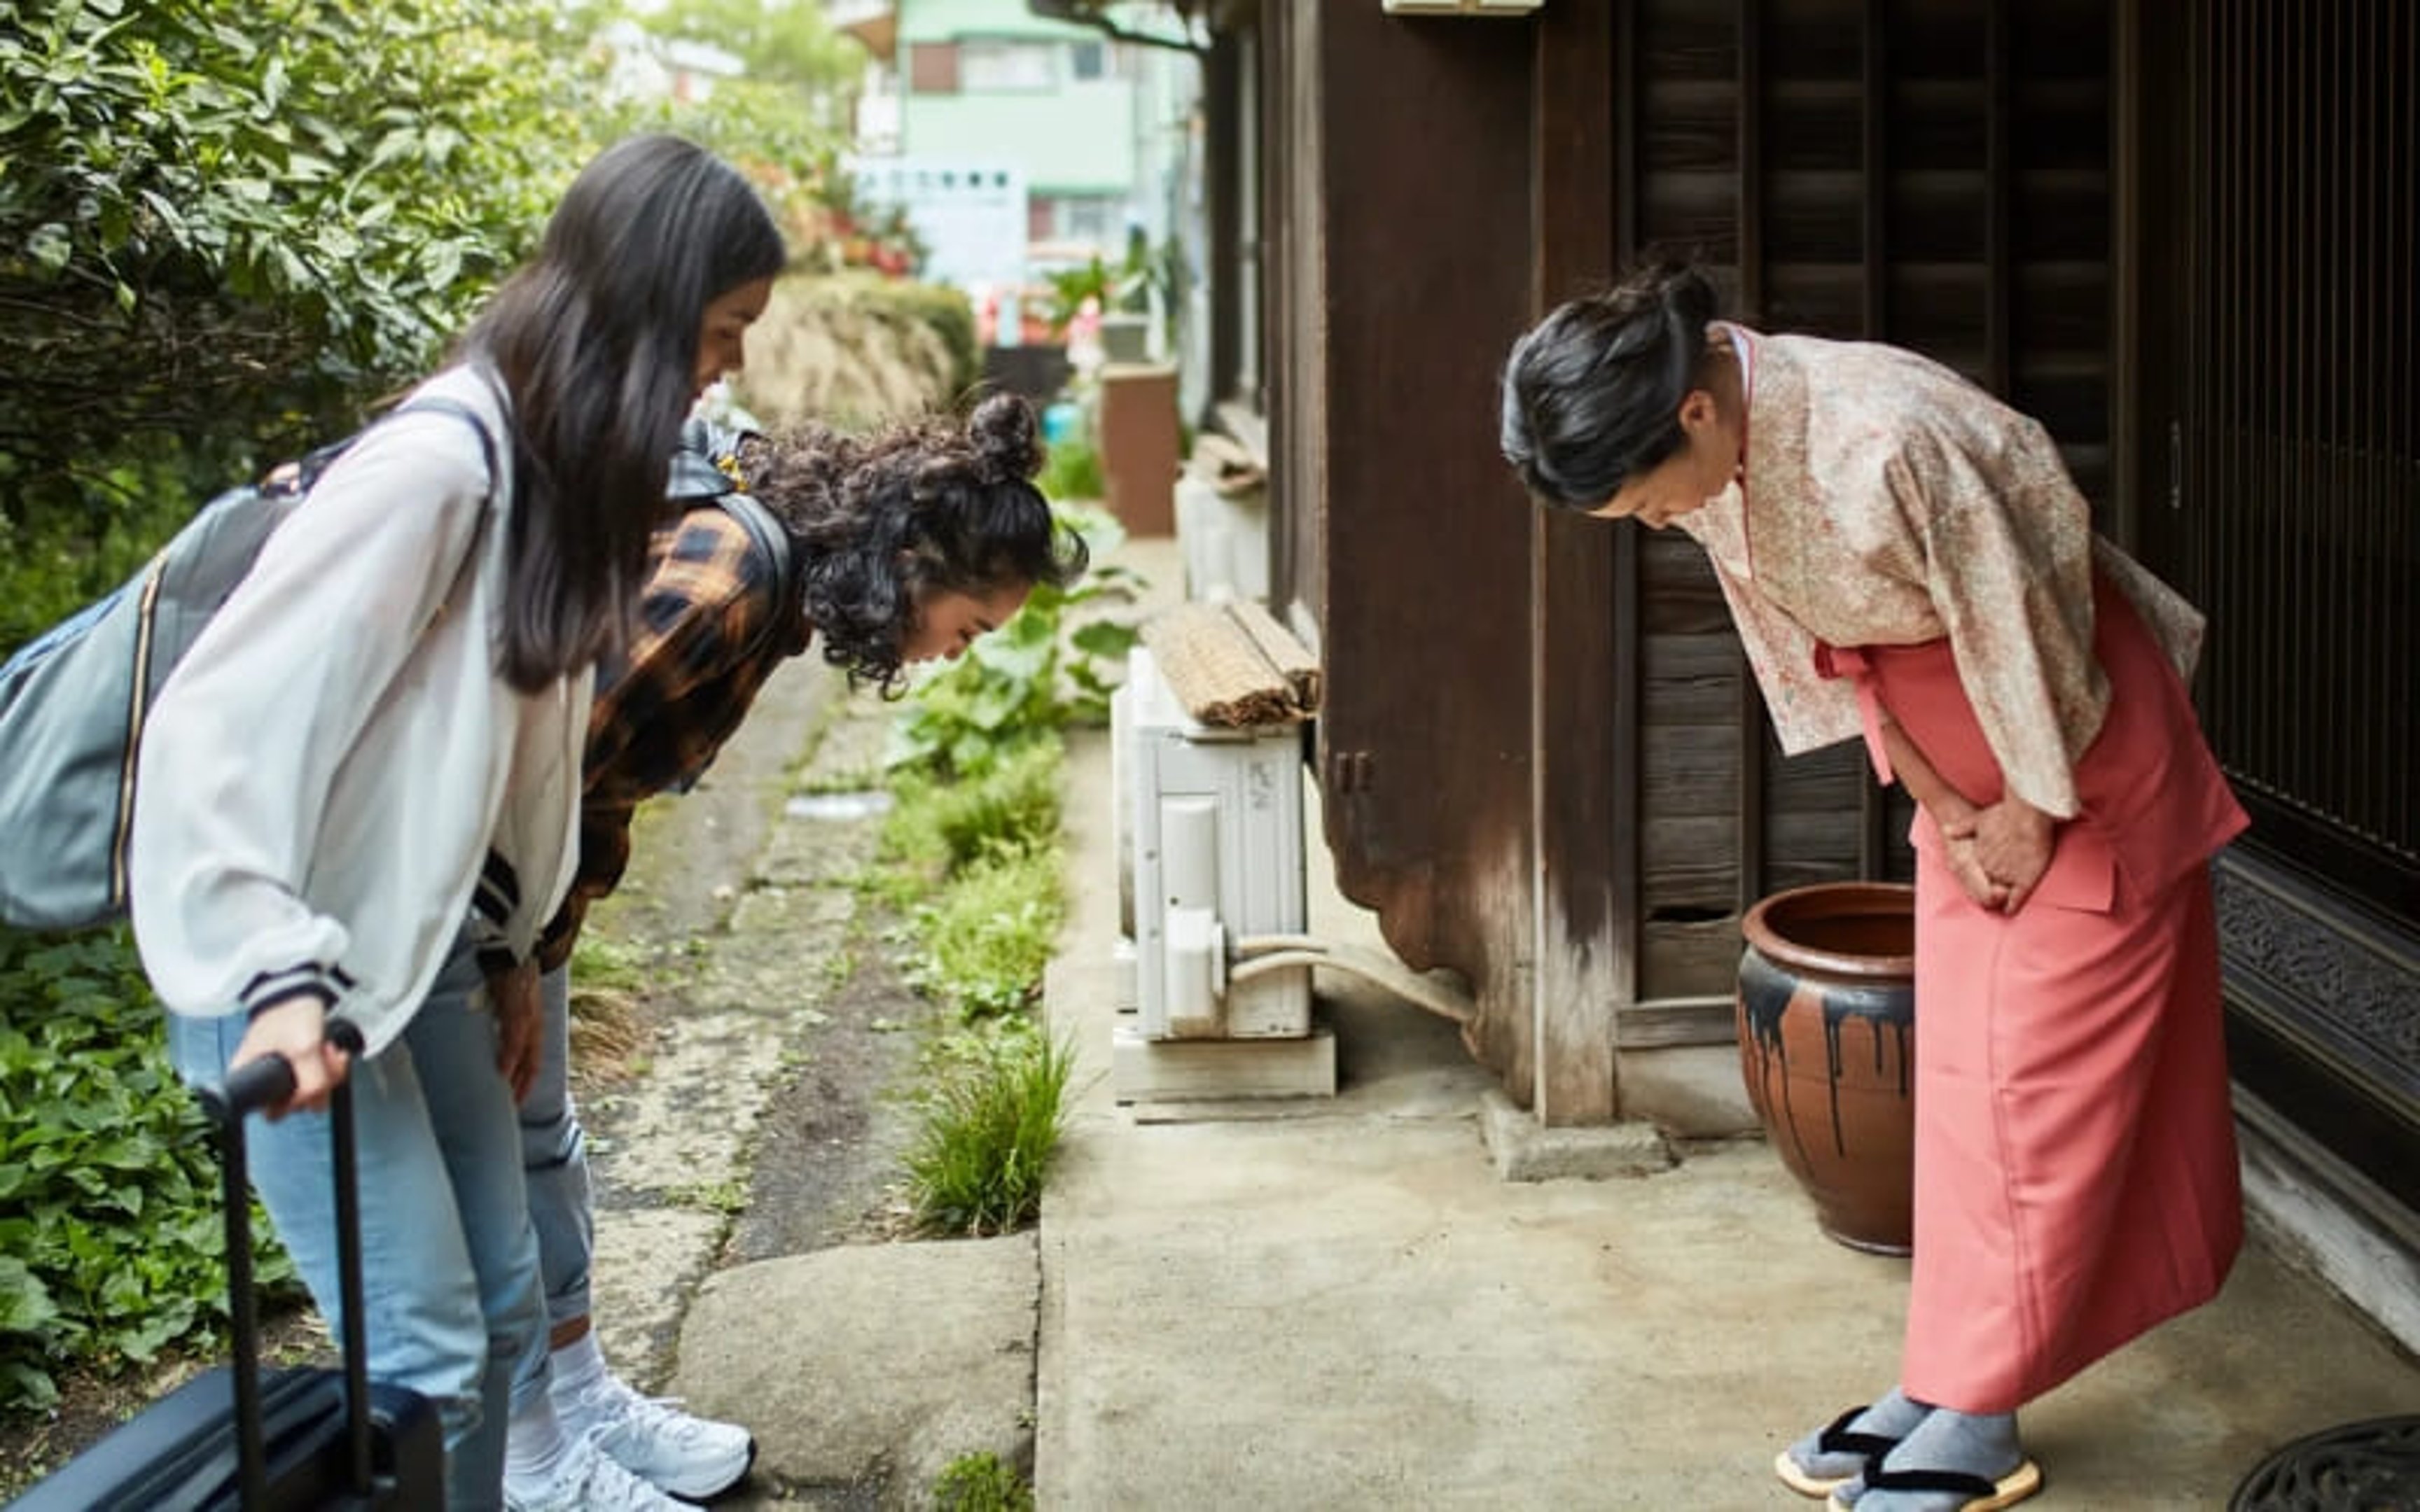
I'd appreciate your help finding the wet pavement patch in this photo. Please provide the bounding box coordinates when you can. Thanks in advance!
[787,790,894,821]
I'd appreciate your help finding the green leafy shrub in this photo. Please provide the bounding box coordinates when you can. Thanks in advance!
[0,0,604,525]
[0,463,201,659]
[904,1023,1076,1238]
[0,927,295,1415]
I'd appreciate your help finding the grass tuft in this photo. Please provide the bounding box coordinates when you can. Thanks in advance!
[904,1026,1077,1238]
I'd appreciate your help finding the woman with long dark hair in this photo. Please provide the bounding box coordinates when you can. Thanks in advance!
[130,133,786,1511]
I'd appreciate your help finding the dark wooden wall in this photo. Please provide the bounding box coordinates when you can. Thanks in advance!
[1202,25,1248,415]
[1265,1,1545,1102]
[1263,0,2120,1116]
[1592,0,2116,1033]
[2135,0,2420,1214]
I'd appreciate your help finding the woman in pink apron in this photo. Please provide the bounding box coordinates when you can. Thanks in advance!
[1501,259,2248,1512]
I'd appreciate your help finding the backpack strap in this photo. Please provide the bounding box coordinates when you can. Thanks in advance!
[709,486,799,666]
[267,395,501,501]
[390,396,502,500]
[668,419,799,665]
[378,394,504,650]
[668,415,739,502]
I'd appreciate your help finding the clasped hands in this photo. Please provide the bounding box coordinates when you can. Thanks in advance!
[1937,797,2054,915]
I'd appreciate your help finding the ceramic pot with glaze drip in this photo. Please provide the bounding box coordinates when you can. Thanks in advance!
[1736,881,1917,1255]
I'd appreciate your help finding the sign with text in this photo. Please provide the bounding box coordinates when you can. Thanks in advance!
[849,158,1027,290]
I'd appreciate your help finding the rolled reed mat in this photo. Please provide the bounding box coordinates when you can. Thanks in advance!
[1139,601,1322,727]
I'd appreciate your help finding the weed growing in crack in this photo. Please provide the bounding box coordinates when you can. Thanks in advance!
[903,1024,1077,1238]
[933,1448,1035,1511]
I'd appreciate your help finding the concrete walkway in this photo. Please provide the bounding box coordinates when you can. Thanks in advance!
[1032,705,2420,1510]
[669,537,2420,1510]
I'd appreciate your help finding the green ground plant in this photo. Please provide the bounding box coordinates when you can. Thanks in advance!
[933,1448,1036,1511]
[569,927,654,998]
[0,927,295,1415]
[902,1023,1076,1238]
[880,739,1063,886]
[903,846,1064,1020]
[878,510,1139,1235]
[1036,433,1106,504]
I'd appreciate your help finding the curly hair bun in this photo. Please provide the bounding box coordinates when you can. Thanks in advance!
[968,392,1044,484]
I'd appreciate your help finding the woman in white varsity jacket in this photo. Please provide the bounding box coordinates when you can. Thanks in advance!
[127,133,784,1512]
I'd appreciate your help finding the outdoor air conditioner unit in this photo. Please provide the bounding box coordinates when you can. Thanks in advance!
[1107,643,1478,1103]
[1115,645,1312,1042]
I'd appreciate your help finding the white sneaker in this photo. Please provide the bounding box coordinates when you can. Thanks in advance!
[567,1371,756,1502]
[504,1430,686,1512]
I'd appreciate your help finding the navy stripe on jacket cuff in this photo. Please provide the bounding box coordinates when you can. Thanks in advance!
[474,849,522,927]
[240,963,344,1021]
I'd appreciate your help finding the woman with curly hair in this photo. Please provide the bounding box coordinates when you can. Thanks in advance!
[1500,259,2246,1512]
[503,391,1089,1504]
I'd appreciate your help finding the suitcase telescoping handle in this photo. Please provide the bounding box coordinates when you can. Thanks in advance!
[197,1018,375,1511]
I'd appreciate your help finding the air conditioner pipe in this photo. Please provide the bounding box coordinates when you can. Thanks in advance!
[1225,933,1478,1028]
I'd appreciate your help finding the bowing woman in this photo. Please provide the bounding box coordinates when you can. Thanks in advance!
[1499,258,2248,1512]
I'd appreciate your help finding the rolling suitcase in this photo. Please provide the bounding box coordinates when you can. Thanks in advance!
[9,1024,443,1509]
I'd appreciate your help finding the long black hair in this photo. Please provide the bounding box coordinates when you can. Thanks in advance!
[1500,257,1722,510]
[459,133,786,690]
[736,393,1091,694]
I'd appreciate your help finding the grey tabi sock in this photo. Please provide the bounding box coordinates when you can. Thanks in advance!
[1849,1407,2025,1511]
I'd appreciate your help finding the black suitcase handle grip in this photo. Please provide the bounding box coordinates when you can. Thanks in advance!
[204,1056,295,1123]
[197,1018,366,1124]
[197,1016,374,1508]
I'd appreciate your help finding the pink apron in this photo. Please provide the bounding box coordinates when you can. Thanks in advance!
[1818,573,2251,1411]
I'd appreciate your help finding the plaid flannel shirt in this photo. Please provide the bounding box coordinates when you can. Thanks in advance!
[538,503,808,968]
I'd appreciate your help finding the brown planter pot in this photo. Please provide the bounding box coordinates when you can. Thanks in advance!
[1097,363,1179,537]
[1736,881,1917,1255]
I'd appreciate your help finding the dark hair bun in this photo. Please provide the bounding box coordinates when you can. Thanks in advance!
[968,393,1043,484]
[1632,258,1716,331]
[1498,253,1724,509]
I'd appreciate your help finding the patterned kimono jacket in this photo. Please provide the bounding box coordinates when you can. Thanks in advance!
[1678,328,2204,820]
[1685,328,2249,1410]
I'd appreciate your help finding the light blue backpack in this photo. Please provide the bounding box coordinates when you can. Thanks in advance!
[0,400,496,931]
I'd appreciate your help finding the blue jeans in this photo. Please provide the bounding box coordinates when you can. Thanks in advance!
[519,962,594,1348]
[169,940,548,1512]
